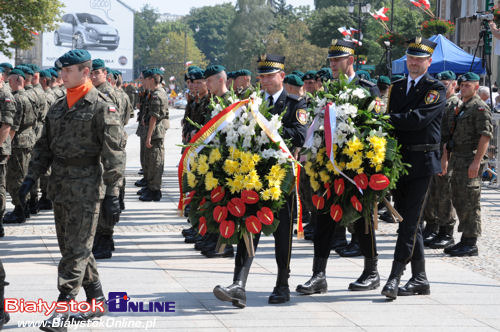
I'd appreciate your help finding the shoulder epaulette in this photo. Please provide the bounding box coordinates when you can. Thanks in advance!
[286,93,302,101]
[359,78,376,87]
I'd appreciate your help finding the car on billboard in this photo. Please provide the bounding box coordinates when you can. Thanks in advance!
[54,13,120,50]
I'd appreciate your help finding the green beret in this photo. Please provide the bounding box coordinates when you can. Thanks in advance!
[316,67,332,81]
[187,69,205,80]
[0,63,13,70]
[49,68,59,78]
[0,67,4,73]
[284,74,304,87]
[356,70,371,81]
[55,49,91,68]
[16,65,34,76]
[377,75,391,85]
[458,72,480,83]
[204,64,225,78]
[39,70,51,78]
[234,69,252,78]
[436,70,456,81]
[227,71,235,79]
[187,65,202,73]
[303,70,317,81]
[291,70,304,79]
[391,74,405,83]
[26,64,41,73]
[144,68,164,78]
[143,69,153,78]
[9,68,25,79]
[92,59,106,71]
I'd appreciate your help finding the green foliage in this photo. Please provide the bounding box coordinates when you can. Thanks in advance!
[0,0,63,56]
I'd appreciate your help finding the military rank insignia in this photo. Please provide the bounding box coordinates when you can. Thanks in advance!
[425,90,439,104]
[296,109,308,125]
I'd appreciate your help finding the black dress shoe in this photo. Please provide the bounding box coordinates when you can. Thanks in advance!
[428,234,454,249]
[268,286,290,304]
[185,234,202,244]
[213,282,246,308]
[204,245,234,258]
[139,190,161,201]
[137,187,147,195]
[3,206,26,224]
[336,240,362,257]
[398,260,430,296]
[447,237,478,257]
[348,257,380,291]
[138,168,144,175]
[444,241,463,254]
[379,210,395,223]
[296,272,327,295]
[182,227,196,237]
[134,178,147,187]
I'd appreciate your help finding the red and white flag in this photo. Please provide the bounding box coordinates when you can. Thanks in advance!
[338,27,351,37]
[419,0,431,9]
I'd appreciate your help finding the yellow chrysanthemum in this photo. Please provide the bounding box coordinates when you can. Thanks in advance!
[189,156,198,172]
[229,147,241,160]
[261,189,272,201]
[266,165,286,187]
[347,136,364,152]
[319,170,330,184]
[316,151,325,165]
[310,178,321,192]
[187,172,197,188]
[346,153,363,170]
[252,153,261,164]
[356,167,365,174]
[198,154,208,164]
[223,159,239,175]
[208,148,222,164]
[270,186,282,200]
[375,164,383,172]
[205,171,218,190]
[197,161,209,175]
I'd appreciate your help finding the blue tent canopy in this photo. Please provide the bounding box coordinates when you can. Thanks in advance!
[392,34,485,75]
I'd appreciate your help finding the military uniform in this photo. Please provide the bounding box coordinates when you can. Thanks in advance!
[0,83,15,234]
[21,51,124,329]
[441,75,493,256]
[381,37,445,300]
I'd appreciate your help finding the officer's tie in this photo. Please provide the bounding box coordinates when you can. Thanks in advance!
[268,95,274,107]
[407,79,416,95]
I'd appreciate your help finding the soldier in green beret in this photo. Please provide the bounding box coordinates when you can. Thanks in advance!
[303,70,318,96]
[377,76,391,113]
[440,72,493,257]
[284,74,304,97]
[234,69,253,98]
[422,70,460,250]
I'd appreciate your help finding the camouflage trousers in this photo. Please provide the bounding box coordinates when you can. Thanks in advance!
[423,172,457,231]
[6,148,31,207]
[144,139,164,191]
[54,200,101,297]
[140,135,146,171]
[0,160,7,215]
[450,156,483,238]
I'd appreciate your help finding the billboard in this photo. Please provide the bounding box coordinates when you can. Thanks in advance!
[42,0,134,80]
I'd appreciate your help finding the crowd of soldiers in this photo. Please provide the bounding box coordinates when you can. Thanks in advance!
[0,35,494,330]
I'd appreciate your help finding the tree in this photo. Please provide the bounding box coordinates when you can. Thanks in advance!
[308,6,356,48]
[225,0,274,72]
[314,0,351,10]
[185,4,236,64]
[148,31,207,82]
[0,0,63,56]
[134,5,161,76]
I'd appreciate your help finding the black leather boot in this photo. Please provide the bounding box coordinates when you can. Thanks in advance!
[136,187,147,195]
[93,235,112,259]
[348,256,380,291]
[398,260,430,296]
[204,244,235,258]
[269,268,290,304]
[330,226,348,250]
[448,237,478,257]
[134,178,147,187]
[39,293,73,332]
[429,226,454,249]
[118,186,125,210]
[92,232,102,253]
[423,223,438,247]
[182,226,196,238]
[38,192,53,210]
[0,281,10,330]
[69,281,107,322]
[336,233,362,257]
[213,257,253,308]
[139,189,161,201]
[296,257,328,295]
[381,260,406,300]
[3,206,26,224]
[29,196,40,215]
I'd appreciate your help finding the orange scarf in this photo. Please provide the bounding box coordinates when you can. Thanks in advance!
[66,80,93,109]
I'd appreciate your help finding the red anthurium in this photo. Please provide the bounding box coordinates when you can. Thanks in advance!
[369,174,390,191]
[312,194,325,210]
[210,186,225,203]
[245,216,262,234]
[220,220,235,238]
[198,216,207,236]
[330,204,343,222]
[354,173,368,190]
[324,183,332,199]
[184,190,196,205]
[334,178,345,196]
[351,195,363,212]
[241,190,259,204]
[188,190,196,198]
[213,205,228,223]
[227,197,246,217]
[198,197,207,211]
[257,207,274,225]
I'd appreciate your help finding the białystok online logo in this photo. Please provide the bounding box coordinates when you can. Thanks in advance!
[4,292,175,315]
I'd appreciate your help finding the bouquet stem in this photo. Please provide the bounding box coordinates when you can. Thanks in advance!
[243,231,256,257]
[383,197,403,223]
[215,236,227,254]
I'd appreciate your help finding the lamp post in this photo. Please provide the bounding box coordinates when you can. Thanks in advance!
[384,40,392,78]
[348,1,371,71]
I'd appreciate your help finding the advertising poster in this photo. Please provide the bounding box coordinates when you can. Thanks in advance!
[42,0,134,80]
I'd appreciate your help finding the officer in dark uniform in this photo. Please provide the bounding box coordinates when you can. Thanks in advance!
[213,54,307,307]
[381,37,446,300]
[297,39,381,297]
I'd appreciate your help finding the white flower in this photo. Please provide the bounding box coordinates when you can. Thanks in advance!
[257,131,270,146]
[352,88,368,99]
[313,134,322,149]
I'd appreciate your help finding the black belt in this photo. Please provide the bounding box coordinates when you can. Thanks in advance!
[54,156,99,167]
[404,143,440,152]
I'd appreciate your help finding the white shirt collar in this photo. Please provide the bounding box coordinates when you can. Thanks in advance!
[265,88,284,105]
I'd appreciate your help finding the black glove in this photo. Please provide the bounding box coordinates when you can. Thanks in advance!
[18,178,35,206]
[102,195,120,226]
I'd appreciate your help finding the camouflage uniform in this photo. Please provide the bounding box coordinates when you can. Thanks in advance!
[0,85,15,222]
[26,87,125,296]
[424,94,461,233]
[136,88,148,173]
[124,84,138,110]
[144,87,169,192]
[6,89,35,208]
[442,94,493,238]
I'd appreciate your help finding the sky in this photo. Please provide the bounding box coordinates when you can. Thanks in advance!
[121,0,315,16]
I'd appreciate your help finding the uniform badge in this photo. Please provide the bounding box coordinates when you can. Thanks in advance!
[296,109,308,125]
[108,106,116,112]
[4,98,10,102]
[425,90,439,104]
